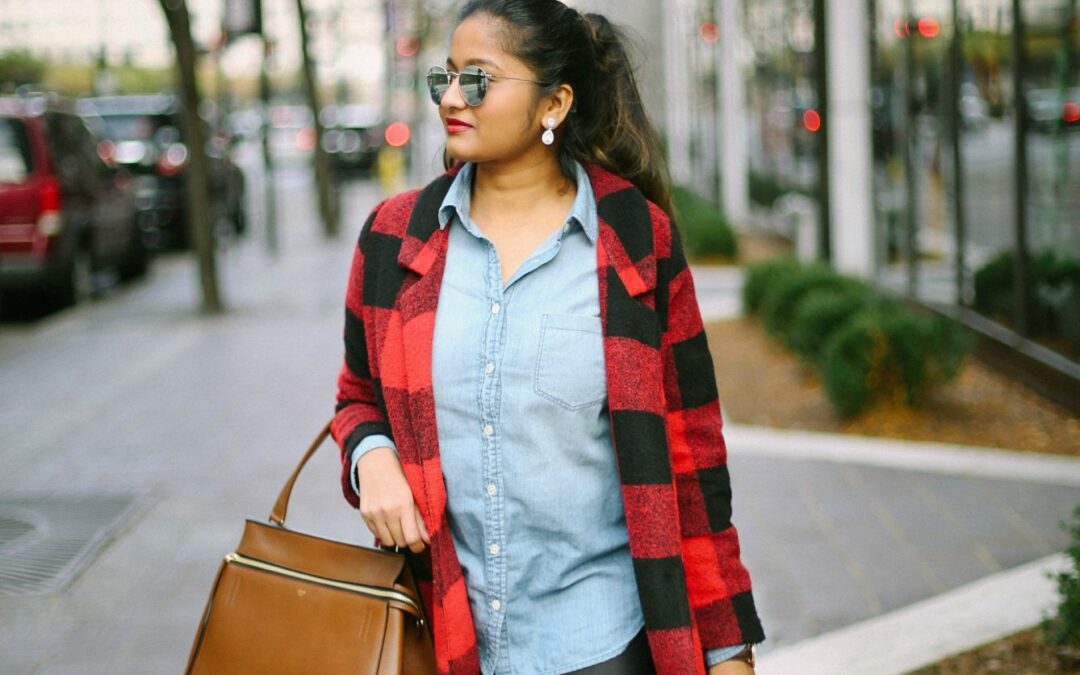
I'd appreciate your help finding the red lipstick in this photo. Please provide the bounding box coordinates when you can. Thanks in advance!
[446,118,473,134]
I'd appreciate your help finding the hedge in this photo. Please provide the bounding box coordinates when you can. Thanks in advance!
[744,259,972,417]
[671,185,738,260]
[974,249,1080,351]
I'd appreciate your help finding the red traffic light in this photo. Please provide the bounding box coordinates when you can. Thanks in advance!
[1064,101,1080,124]
[385,121,411,147]
[895,17,940,38]
[395,35,419,57]
[803,108,821,133]
[917,17,940,38]
[699,21,719,44]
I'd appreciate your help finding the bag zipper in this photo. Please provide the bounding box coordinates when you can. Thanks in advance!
[224,551,424,619]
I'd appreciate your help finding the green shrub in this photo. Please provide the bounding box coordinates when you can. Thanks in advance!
[760,263,855,339]
[744,259,973,417]
[1061,285,1080,351]
[788,284,876,361]
[1043,505,1080,648]
[974,249,1080,338]
[742,258,801,316]
[923,313,973,386]
[819,309,972,417]
[749,171,788,208]
[672,185,738,259]
[818,312,884,417]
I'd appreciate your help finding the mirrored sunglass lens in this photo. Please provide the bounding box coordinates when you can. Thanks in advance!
[427,73,449,103]
[459,67,486,105]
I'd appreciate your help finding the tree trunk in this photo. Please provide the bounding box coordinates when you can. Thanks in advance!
[159,0,222,313]
[295,0,340,238]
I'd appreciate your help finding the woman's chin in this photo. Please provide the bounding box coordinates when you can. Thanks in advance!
[444,140,483,163]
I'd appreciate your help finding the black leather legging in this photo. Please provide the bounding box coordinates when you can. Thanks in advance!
[562,629,657,675]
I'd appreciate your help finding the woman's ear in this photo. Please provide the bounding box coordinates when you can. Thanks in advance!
[545,83,575,127]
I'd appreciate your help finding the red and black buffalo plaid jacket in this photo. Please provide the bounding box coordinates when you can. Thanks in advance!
[331,162,765,674]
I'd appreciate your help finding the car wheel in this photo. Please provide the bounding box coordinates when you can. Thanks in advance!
[231,204,247,235]
[53,245,95,308]
[118,229,149,282]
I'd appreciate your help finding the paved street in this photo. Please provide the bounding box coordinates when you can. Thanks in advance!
[0,173,1078,674]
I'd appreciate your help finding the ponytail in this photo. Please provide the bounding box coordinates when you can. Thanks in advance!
[574,13,672,216]
[457,0,673,216]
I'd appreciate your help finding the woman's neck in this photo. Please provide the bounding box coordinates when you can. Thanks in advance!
[470,154,575,215]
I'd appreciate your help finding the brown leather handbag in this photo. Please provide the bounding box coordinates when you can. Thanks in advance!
[184,422,437,674]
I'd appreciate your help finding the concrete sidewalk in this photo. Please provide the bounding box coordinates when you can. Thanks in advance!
[0,181,1077,674]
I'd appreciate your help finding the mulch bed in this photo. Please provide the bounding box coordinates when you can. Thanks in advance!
[701,232,1080,673]
[907,627,1080,674]
[705,317,1080,456]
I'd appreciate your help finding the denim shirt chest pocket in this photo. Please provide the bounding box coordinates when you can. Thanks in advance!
[534,312,606,409]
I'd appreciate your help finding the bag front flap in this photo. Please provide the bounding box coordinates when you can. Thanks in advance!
[236,519,406,589]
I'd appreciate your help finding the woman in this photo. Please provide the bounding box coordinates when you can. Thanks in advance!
[331,1,765,673]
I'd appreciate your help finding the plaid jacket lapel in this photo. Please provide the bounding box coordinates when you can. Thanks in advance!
[588,164,705,673]
[387,169,483,674]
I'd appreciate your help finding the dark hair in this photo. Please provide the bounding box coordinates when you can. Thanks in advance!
[455,0,673,216]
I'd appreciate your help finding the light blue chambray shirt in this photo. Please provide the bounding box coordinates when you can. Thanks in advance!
[350,161,743,673]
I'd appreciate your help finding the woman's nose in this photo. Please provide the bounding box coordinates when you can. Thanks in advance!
[440,74,467,110]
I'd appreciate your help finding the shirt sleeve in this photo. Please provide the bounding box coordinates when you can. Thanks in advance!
[348,434,398,497]
[658,212,766,648]
[332,200,397,509]
[705,644,748,667]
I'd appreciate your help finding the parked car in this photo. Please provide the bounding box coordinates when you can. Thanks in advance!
[268,103,316,164]
[0,94,146,308]
[319,103,383,177]
[1025,87,1080,134]
[77,94,246,250]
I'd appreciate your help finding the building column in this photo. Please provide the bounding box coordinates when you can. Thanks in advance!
[825,0,875,276]
[664,0,693,186]
[717,0,748,223]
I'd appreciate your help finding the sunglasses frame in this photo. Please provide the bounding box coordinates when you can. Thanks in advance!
[427,65,550,107]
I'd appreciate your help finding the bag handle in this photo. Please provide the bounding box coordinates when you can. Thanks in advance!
[269,420,333,526]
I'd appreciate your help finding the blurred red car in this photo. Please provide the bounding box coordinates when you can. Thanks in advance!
[0,94,146,308]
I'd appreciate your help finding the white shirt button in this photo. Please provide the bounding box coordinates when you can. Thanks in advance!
[483,424,494,436]
[490,599,501,611]
[485,362,495,375]
[491,303,501,315]
[487,483,497,496]
[489,543,500,555]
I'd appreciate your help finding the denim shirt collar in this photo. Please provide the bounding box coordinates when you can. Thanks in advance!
[437,160,598,243]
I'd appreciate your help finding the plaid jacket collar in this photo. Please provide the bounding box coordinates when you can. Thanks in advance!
[396,162,656,297]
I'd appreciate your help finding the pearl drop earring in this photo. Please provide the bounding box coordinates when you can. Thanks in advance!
[542,117,556,146]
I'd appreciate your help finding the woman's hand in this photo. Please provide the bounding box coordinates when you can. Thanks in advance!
[708,661,754,675]
[356,447,431,553]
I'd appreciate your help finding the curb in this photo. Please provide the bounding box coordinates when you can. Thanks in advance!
[725,424,1080,487]
[756,553,1068,674]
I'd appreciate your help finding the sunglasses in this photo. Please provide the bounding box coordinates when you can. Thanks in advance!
[426,65,549,107]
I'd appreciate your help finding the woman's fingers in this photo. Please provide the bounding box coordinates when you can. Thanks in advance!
[372,518,396,549]
[362,500,425,551]
[361,515,379,539]
[415,505,431,545]
[355,448,427,551]
[385,516,410,551]
[399,507,427,552]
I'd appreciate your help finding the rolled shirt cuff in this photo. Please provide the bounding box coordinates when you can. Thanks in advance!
[348,434,398,496]
[705,643,750,667]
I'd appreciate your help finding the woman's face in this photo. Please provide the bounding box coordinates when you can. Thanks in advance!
[439,14,546,164]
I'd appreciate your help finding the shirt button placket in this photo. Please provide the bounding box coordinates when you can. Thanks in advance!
[482,247,506,639]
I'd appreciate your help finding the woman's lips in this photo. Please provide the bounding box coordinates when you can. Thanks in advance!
[446,119,473,134]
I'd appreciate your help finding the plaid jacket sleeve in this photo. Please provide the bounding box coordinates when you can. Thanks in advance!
[331,201,395,509]
[658,213,765,650]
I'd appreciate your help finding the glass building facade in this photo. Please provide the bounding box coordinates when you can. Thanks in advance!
[743,0,1079,367]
